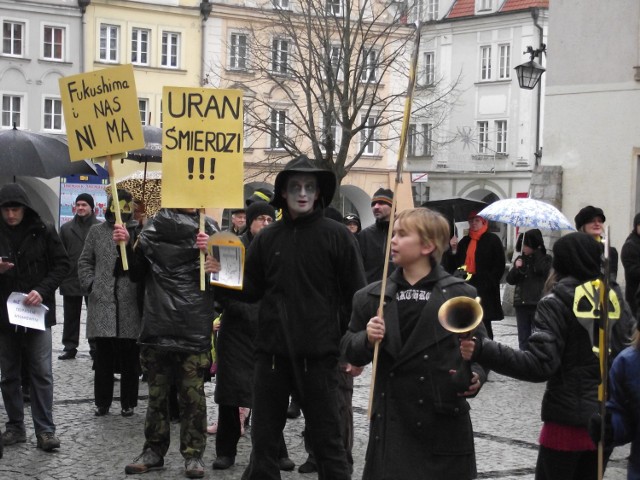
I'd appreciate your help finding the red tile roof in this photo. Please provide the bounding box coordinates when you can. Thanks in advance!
[447,0,549,19]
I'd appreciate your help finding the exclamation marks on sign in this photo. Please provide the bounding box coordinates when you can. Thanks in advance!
[187,157,216,180]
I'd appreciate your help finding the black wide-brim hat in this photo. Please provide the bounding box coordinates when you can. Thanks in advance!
[271,155,336,210]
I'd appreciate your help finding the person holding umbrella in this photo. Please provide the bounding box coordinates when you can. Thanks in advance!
[445,211,505,339]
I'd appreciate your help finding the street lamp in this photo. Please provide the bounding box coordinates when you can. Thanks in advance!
[515,45,546,90]
[78,0,90,14]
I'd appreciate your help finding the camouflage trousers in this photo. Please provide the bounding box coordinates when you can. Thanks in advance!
[140,346,209,459]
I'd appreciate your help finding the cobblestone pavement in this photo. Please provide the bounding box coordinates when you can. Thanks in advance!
[0,295,630,479]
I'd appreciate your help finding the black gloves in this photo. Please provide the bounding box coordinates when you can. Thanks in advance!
[588,411,613,447]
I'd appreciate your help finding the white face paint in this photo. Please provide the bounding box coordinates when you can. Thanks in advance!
[281,174,319,219]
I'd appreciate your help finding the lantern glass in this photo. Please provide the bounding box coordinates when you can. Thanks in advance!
[515,60,545,90]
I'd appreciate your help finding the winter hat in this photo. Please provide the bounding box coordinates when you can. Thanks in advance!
[75,193,95,211]
[343,213,361,232]
[575,206,606,231]
[246,201,276,227]
[371,188,393,207]
[552,232,602,282]
[467,210,488,225]
[230,207,245,215]
[246,188,273,206]
[272,155,336,210]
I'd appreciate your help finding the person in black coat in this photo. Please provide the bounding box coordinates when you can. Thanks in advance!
[0,183,70,452]
[445,211,505,339]
[58,193,100,360]
[461,232,633,480]
[357,188,394,284]
[506,229,552,350]
[621,212,640,316]
[343,207,487,480]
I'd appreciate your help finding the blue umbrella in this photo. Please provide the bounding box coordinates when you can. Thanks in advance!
[478,198,574,231]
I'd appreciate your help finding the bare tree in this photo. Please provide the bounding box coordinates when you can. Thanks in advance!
[204,0,459,186]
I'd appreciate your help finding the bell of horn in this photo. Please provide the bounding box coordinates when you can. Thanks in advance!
[438,296,483,334]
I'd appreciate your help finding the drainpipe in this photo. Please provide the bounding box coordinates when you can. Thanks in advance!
[532,8,544,166]
[78,1,91,73]
[200,1,212,86]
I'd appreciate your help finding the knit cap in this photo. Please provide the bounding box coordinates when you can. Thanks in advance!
[371,188,393,207]
[75,193,95,211]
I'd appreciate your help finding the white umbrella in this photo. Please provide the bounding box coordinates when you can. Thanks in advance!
[478,198,575,231]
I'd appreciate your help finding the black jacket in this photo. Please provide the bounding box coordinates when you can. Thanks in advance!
[0,186,70,331]
[476,276,631,429]
[59,213,101,296]
[621,229,640,315]
[357,219,393,284]
[241,208,366,359]
[506,249,552,307]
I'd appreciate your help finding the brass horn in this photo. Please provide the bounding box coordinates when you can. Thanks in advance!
[438,296,483,335]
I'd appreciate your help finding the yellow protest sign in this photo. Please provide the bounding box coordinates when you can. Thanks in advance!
[59,64,144,161]
[161,86,244,209]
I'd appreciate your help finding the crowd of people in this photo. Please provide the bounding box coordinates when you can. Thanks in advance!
[0,159,638,479]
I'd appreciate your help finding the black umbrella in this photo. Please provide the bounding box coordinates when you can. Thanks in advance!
[422,197,487,223]
[0,126,98,178]
[125,125,162,163]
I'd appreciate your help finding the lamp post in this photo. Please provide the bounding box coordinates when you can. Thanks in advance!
[515,8,546,167]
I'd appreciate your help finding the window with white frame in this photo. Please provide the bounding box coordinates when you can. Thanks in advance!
[271,38,289,75]
[131,28,150,66]
[477,0,492,11]
[361,48,377,82]
[480,45,491,81]
[269,109,287,149]
[360,114,378,155]
[422,123,433,156]
[162,31,180,68]
[1,94,22,128]
[477,121,489,154]
[326,0,343,16]
[495,120,507,154]
[328,45,343,80]
[99,24,119,63]
[320,112,341,153]
[3,21,24,56]
[498,44,511,79]
[422,51,435,86]
[408,124,418,156]
[229,32,248,70]
[414,0,438,22]
[272,0,290,10]
[138,98,149,125]
[43,25,64,61]
[43,97,63,131]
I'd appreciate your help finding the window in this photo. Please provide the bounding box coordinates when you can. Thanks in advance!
[414,0,438,21]
[422,51,435,86]
[361,114,378,155]
[269,109,287,149]
[498,44,510,79]
[495,120,507,154]
[422,123,433,156]
[99,24,119,63]
[162,31,180,68]
[131,28,150,65]
[326,0,343,16]
[426,0,438,20]
[408,123,432,156]
[3,21,24,56]
[1,94,21,128]
[43,98,63,132]
[361,48,377,82]
[480,46,491,80]
[477,121,489,154]
[272,0,290,9]
[408,124,417,156]
[478,0,492,11]
[43,25,64,61]
[271,38,289,74]
[328,45,343,80]
[138,98,149,125]
[229,33,248,70]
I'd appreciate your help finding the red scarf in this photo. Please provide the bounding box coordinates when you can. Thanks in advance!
[464,221,488,274]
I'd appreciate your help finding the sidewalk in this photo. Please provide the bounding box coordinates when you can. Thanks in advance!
[0,295,630,479]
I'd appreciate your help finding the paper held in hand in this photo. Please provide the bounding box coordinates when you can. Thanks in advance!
[7,292,48,331]
[208,232,245,290]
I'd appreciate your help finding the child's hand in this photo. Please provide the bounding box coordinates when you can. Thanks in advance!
[366,316,385,347]
[460,337,476,361]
